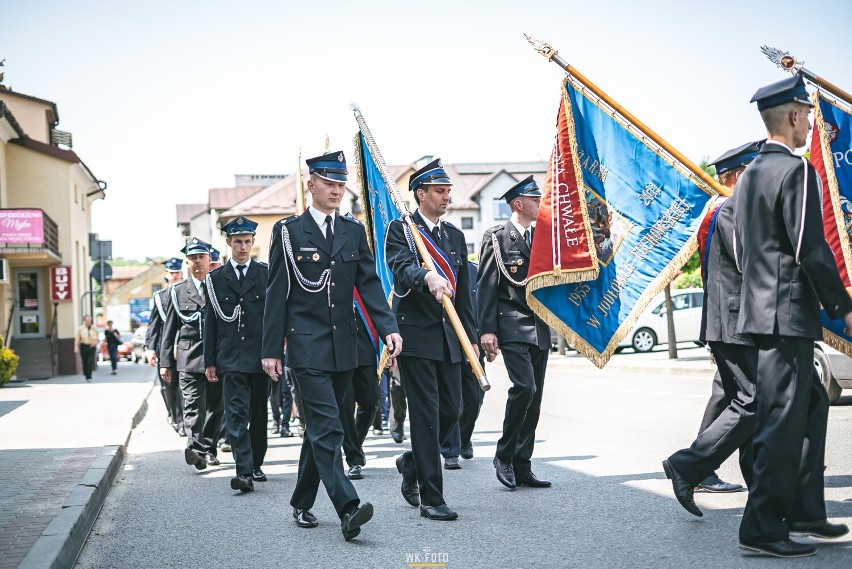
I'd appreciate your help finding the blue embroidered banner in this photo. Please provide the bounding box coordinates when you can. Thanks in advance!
[528,78,716,367]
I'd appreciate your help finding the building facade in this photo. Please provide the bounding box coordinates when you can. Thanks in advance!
[0,85,106,378]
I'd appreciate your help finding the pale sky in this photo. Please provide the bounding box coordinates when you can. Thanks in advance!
[3,0,851,260]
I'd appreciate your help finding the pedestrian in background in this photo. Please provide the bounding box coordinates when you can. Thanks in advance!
[105,320,121,375]
[75,314,99,382]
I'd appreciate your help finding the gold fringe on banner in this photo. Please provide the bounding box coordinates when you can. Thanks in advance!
[822,329,852,358]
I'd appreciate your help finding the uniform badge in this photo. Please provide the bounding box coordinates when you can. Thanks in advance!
[312,253,320,261]
[510,230,518,239]
[297,255,303,261]
[517,259,523,266]
[510,266,518,273]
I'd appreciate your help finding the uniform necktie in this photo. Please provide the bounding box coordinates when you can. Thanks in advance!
[524,229,532,248]
[431,225,441,244]
[236,264,246,282]
[325,215,334,248]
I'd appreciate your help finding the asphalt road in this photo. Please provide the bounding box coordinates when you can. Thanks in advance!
[76,352,852,569]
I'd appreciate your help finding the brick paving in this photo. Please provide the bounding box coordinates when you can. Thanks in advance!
[0,448,100,568]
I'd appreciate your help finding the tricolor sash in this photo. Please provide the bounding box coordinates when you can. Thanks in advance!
[353,287,381,365]
[697,196,728,287]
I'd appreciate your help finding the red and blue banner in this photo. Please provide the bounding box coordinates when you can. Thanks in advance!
[811,90,852,355]
[527,77,717,367]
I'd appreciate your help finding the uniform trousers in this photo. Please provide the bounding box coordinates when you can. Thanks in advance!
[223,371,269,477]
[269,370,294,427]
[495,342,548,475]
[341,364,379,467]
[398,356,461,507]
[697,371,727,435]
[290,368,360,517]
[668,342,756,487]
[390,370,407,432]
[179,371,224,456]
[441,359,485,458]
[159,365,183,427]
[740,336,829,543]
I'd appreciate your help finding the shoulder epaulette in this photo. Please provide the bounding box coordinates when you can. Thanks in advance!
[282,215,300,225]
[258,261,269,267]
[486,224,505,234]
[340,214,364,227]
[174,278,187,285]
[443,220,463,234]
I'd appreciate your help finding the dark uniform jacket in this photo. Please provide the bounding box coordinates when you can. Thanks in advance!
[699,200,753,346]
[385,210,477,362]
[159,278,206,373]
[734,143,852,339]
[477,221,550,350]
[203,261,269,374]
[261,212,398,372]
[144,287,169,360]
[355,307,380,368]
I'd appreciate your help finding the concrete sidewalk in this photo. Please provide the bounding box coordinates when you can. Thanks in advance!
[550,342,717,377]
[0,361,156,569]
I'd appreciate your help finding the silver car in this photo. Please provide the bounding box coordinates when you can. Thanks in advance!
[814,342,852,405]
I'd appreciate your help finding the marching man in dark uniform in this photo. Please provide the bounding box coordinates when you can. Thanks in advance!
[145,257,186,436]
[478,175,551,489]
[734,75,852,557]
[261,151,401,541]
[160,238,224,471]
[203,216,270,493]
[386,158,479,520]
[663,141,763,515]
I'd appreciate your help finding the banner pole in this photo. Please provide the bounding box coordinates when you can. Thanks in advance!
[352,105,490,392]
[761,46,852,106]
[525,34,729,197]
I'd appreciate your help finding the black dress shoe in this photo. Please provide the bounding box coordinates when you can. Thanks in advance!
[293,508,318,528]
[460,443,474,460]
[739,538,816,558]
[205,453,220,466]
[252,469,267,482]
[280,427,295,437]
[184,448,207,471]
[230,475,254,492]
[271,420,280,434]
[493,457,516,489]
[516,472,551,488]
[662,460,702,517]
[391,429,405,444]
[444,456,461,470]
[341,502,374,541]
[696,472,743,493]
[789,520,849,539]
[419,504,458,521]
[396,454,420,507]
[347,465,364,480]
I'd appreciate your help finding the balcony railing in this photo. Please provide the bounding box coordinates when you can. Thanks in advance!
[0,209,60,259]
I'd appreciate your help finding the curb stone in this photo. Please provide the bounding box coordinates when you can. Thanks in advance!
[17,380,154,569]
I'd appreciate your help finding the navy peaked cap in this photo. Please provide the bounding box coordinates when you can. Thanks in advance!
[181,237,211,256]
[409,158,452,191]
[221,216,258,235]
[751,74,814,111]
[499,175,542,203]
[709,140,765,175]
[306,151,348,182]
[163,257,183,272]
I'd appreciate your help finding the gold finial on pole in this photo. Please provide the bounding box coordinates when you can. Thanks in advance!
[323,134,330,152]
[524,34,727,197]
[295,148,306,215]
[760,45,852,105]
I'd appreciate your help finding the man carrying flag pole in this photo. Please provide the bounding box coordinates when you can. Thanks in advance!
[385,158,479,521]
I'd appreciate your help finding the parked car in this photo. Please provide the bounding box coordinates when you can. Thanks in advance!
[131,325,149,364]
[814,341,852,405]
[619,288,703,353]
[98,332,135,362]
